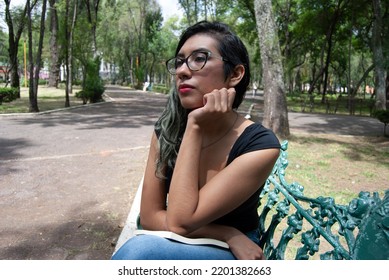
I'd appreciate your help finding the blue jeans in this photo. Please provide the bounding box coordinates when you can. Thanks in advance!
[111,228,260,260]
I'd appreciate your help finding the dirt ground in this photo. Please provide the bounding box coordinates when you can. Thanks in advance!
[1,86,387,259]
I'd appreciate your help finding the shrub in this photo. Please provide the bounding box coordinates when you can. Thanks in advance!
[76,57,105,104]
[133,66,144,90]
[0,87,18,105]
[152,84,169,94]
[75,90,88,105]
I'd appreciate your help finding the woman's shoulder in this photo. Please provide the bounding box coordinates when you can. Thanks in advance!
[227,122,280,164]
[238,122,279,143]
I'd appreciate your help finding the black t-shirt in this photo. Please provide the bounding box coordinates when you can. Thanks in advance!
[162,123,281,233]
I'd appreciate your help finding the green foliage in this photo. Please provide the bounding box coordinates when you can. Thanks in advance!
[19,79,48,87]
[0,87,18,105]
[39,79,48,85]
[133,66,145,90]
[152,84,169,94]
[373,110,389,124]
[76,57,105,104]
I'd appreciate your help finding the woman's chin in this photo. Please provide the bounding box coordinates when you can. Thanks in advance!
[179,99,203,110]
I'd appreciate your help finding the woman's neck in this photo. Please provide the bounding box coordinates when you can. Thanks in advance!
[201,111,239,149]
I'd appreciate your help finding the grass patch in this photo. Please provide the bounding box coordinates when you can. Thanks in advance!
[285,133,389,203]
[0,86,84,114]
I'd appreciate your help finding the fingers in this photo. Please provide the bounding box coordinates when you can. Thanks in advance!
[203,88,236,112]
[190,88,236,125]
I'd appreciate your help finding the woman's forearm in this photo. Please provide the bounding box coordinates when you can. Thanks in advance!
[186,223,241,243]
[165,120,203,234]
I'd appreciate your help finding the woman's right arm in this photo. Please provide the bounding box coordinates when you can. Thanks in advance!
[139,132,168,231]
[139,132,265,260]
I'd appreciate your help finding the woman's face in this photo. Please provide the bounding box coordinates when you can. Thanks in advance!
[175,34,232,110]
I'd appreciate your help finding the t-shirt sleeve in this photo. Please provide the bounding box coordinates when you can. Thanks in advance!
[226,123,280,165]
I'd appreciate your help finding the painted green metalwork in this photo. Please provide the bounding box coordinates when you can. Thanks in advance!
[258,140,389,260]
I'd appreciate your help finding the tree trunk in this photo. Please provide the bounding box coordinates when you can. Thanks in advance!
[68,0,78,96]
[372,0,387,110]
[4,1,28,98]
[64,0,77,107]
[351,64,375,97]
[254,0,290,139]
[48,0,61,88]
[27,0,38,112]
[33,0,48,95]
[320,1,342,103]
[64,0,70,106]
[179,0,198,25]
[84,0,100,56]
[27,0,47,112]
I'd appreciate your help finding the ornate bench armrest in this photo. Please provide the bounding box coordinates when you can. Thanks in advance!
[258,141,389,260]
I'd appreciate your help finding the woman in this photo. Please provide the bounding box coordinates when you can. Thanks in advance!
[112,21,280,260]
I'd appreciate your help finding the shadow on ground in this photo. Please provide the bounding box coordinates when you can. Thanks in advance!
[0,203,120,260]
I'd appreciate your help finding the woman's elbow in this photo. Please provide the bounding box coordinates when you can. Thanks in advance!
[166,219,193,236]
[139,210,168,231]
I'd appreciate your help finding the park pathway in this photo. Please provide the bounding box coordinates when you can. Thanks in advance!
[0,87,166,259]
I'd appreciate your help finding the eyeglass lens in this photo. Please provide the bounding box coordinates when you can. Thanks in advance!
[168,52,208,74]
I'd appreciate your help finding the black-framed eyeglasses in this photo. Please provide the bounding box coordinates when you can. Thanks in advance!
[165,51,228,75]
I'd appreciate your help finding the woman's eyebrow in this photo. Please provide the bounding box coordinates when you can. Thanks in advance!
[177,48,211,57]
[193,47,210,53]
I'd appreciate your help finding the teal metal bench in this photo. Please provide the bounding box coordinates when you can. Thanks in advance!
[114,141,389,260]
[260,141,389,260]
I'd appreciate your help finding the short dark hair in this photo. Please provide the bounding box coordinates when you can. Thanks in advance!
[175,21,251,109]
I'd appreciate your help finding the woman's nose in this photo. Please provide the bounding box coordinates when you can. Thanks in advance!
[175,62,191,79]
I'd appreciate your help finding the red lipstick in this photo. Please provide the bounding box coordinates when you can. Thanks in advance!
[178,84,194,94]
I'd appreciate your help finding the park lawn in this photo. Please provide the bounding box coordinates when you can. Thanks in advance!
[0,86,83,114]
[284,133,389,203]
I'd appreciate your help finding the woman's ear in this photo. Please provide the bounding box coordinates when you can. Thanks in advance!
[228,64,245,87]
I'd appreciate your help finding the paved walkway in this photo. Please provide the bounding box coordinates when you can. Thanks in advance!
[0,87,167,259]
[285,111,384,136]
[243,93,384,137]
[0,85,385,259]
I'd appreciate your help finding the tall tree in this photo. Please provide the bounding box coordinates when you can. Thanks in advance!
[296,0,349,101]
[372,0,386,110]
[48,0,61,88]
[144,6,163,82]
[3,0,28,97]
[254,0,290,138]
[179,0,199,25]
[319,0,347,102]
[26,0,47,112]
[64,0,78,106]
[83,0,100,55]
